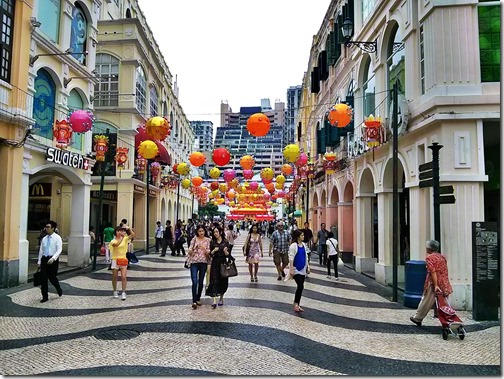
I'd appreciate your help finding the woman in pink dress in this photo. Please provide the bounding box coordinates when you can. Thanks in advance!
[244,223,263,282]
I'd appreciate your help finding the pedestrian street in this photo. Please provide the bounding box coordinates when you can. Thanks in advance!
[0,233,500,376]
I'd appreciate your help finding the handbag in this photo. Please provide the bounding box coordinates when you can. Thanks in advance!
[126,252,139,264]
[33,271,41,287]
[184,260,190,269]
[116,257,129,266]
[220,259,238,278]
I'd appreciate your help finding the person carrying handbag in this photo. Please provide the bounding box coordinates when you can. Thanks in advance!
[205,227,231,308]
[326,231,340,280]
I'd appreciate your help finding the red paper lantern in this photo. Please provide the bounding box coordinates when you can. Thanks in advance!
[210,182,219,191]
[136,156,147,174]
[246,113,271,137]
[172,164,179,174]
[212,148,231,167]
[69,110,94,133]
[54,119,73,149]
[115,147,129,168]
[150,162,161,180]
[93,134,109,161]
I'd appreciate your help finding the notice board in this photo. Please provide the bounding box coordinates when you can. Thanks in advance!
[472,221,500,321]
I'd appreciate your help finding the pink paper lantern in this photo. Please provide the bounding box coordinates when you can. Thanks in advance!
[277,190,285,198]
[243,169,254,180]
[295,152,308,167]
[223,169,236,182]
[69,110,94,133]
[249,181,259,191]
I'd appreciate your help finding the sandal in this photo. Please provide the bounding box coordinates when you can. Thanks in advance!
[211,304,217,309]
[218,300,224,306]
[254,277,258,282]
[251,277,254,282]
[293,305,305,313]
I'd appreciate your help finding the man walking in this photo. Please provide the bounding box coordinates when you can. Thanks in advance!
[269,222,291,281]
[37,220,63,303]
[314,223,329,266]
[162,220,175,257]
[301,221,314,261]
[154,221,164,253]
[410,240,453,326]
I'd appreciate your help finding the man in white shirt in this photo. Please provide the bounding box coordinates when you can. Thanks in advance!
[37,220,63,303]
[154,221,164,253]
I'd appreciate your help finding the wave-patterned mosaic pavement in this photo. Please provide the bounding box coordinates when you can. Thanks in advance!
[0,234,500,375]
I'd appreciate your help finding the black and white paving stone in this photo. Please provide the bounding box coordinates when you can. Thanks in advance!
[0,234,500,375]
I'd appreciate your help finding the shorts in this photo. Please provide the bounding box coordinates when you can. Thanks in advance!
[273,251,289,266]
[110,259,128,270]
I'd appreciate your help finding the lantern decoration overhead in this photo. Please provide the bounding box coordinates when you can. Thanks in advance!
[281,164,293,176]
[181,178,191,189]
[219,183,228,193]
[283,144,301,163]
[242,169,254,180]
[145,116,170,141]
[240,155,255,170]
[277,190,285,198]
[265,182,275,192]
[249,181,259,191]
[324,149,337,161]
[246,113,271,137]
[226,190,236,200]
[54,119,73,149]
[69,110,94,133]
[229,178,239,189]
[93,134,109,161]
[189,151,206,167]
[307,161,315,178]
[275,182,284,190]
[295,152,308,167]
[364,114,383,148]
[150,162,161,180]
[327,103,353,128]
[209,167,221,179]
[223,169,236,182]
[275,174,286,185]
[192,176,203,187]
[136,155,147,174]
[176,162,190,176]
[115,147,129,169]
[138,140,158,160]
[212,147,231,167]
[323,160,336,175]
[210,182,219,191]
[172,163,179,175]
[260,167,274,181]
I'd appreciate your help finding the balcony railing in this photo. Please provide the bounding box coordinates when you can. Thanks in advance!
[0,83,34,127]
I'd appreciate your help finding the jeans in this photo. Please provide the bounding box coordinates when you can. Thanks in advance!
[155,237,163,252]
[318,244,327,265]
[327,254,339,277]
[190,262,207,303]
[293,274,306,304]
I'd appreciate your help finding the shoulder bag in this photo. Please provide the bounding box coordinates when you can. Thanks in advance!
[220,258,238,278]
[33,270,41,287]
[329,240,343,267]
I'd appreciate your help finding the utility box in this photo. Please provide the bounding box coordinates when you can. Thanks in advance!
[404,260,427,308]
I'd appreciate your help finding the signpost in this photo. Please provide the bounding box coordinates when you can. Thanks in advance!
[418,143,456,250]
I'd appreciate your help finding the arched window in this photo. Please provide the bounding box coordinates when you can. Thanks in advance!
[38,0,59,43]
[362,58,375,118]
[68,89,83,151]
[150,86,158,116]
[70,3,87,65]
[387,24,405,97]
[33,69,56,140]
[135,66,146,115]
[162,101,167,117]
[94,53,119,106]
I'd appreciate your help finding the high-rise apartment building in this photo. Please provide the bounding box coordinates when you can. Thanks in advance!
[286,85,302,145]
[190,120,214,152]
[215,100,286,175]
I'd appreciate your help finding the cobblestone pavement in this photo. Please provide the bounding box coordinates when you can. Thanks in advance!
[0,233,500,375]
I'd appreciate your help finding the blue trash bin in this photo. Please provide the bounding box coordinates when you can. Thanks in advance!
[404,260,427,308]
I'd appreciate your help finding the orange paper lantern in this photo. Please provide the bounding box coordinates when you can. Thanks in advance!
[328,103,352,128]
[240,155,255,170]
[189,151,206,167]
[246,113,271,137]
[192,176,203,187]
[281,164,293,176]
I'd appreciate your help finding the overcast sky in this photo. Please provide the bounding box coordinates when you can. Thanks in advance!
[137,0,330,129]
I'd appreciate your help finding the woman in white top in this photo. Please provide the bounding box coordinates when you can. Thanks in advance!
[326,231,339,280]
[288,229,309,312]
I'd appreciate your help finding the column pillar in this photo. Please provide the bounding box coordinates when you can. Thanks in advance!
[375,191,393,285]
[18,163,31,283]
[337,201,354,253]
[354,195,376,273]
[67,183,91,267]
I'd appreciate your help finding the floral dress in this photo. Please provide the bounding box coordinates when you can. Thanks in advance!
[247,235,262,264]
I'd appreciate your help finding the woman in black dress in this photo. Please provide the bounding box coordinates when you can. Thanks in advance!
[205,227,232,308]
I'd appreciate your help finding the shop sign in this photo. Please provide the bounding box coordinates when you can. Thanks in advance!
[149,189,157,197]
[91,191,117,201]
[46,147,90,170]
[134,184,145,194]
[29,183,52,197]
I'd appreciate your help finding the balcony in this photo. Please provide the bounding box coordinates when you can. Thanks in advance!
[0,83,34,128]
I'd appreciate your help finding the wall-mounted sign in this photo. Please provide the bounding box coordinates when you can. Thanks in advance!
[46,147,90,170]
[29,183,52,197]
[91,190,117,201]
[149,189,157,197]
[134,184,145,194]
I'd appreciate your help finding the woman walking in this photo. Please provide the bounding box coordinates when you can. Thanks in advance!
[326,231,340,280]
[174,221,186,256]
[109,225,135,300]
[225,223,237,254]
[288,229,309,312]
[187,225,211,309]
[243,223,263,282]
[205,227,232,308]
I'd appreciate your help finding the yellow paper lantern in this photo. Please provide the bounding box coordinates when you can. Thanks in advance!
[138,140,158,160]
[177,162,190,176]
[283,144,301,163]
[181,178,191,189]
[260,167,274,181]
[275,182,284,190]
[209,167,221,179]
[276,174,286,185]
[219,183,228,193]
[145,116,170,141]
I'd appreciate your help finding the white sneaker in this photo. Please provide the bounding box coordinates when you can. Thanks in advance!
[121,292,126,301]
[335,277,339,281]
[326,275,331,279]
[113,291,119,298]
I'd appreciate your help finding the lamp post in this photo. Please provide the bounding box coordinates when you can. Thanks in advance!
[175,174,181,223]
[92,128,109,271]
[145,159,151,254]
[392,80,399,302]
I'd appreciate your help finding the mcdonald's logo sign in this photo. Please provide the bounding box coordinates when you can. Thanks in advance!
[29,183,52,197]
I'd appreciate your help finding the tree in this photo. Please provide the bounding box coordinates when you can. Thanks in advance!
[198,203,221,218]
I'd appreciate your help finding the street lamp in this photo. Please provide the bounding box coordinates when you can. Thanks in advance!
[341,18,377,54]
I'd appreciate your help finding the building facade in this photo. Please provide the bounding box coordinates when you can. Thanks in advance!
[286,85,302,145]
[190,120,213,152]
[296,0,500,309]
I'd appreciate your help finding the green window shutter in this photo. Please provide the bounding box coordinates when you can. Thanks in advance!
[326,35,333,66]
[479,4,501,82]
[336,14,345,44]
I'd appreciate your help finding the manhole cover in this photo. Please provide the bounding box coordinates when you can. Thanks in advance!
[94,329,140,340]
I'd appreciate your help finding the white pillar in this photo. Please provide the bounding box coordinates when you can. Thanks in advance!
[375,191,393,285]
[67,183,91,267]
[18,169,31,283]
[355,195,376,273]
